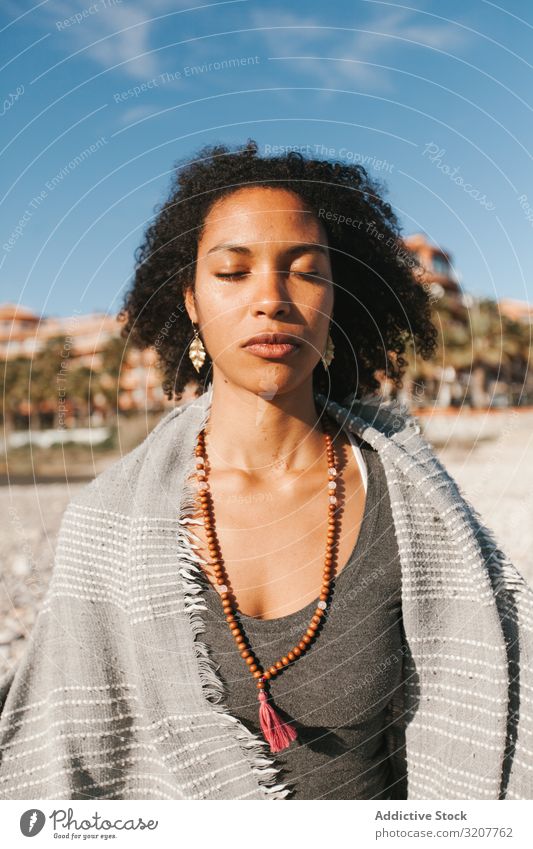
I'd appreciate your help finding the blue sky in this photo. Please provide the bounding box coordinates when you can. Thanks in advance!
[1,0,532,318]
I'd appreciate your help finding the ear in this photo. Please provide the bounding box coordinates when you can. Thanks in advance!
[183,286,198,325]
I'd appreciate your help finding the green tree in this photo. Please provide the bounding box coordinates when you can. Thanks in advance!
[68,365,97,421]
[99,335,131,414]
[31,335,71,427]
[1,357,32,428]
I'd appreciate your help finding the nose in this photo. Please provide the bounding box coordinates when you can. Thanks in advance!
[249,267,291,319]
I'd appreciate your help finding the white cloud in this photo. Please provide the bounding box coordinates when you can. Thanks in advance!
[116,103,162,126]
[251,6,469,91]
[39,0,203,79]
[29,0,470,90]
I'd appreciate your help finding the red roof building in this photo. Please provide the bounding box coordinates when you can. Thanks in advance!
[403,233,461,300]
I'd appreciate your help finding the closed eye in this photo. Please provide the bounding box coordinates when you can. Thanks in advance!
[215,272,248,281]
[294,270,320,279]
[215,270,321,281]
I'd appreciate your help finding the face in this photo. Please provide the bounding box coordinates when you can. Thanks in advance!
[185,187,334,397]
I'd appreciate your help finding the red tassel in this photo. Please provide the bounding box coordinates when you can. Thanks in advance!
[257,690,298,752]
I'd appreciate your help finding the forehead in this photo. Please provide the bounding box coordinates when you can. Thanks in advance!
[199,187,326,244]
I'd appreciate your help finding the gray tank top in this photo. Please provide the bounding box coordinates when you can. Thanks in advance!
[197,437,406,799]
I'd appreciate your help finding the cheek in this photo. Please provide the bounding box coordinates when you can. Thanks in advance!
[195,277,245,324]
[194,286,246,354]
[304,288,334,326]
[202,287,249,328]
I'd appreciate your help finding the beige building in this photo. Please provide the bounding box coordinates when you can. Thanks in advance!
[0,303,169,414]
[499,298,533,325]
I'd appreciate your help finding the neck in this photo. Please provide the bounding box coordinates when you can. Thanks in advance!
[202,376,332,476]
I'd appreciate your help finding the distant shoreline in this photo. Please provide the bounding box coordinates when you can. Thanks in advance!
[0,474,91,486]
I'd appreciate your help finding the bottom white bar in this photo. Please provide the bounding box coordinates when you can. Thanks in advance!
[2,799,531,848]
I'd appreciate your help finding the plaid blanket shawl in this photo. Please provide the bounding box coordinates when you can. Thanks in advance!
[1,384,532,800]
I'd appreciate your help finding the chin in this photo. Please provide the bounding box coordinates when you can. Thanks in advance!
[214,356,316,399]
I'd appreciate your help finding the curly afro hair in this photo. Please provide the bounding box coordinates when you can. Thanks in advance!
[119,138,437,404]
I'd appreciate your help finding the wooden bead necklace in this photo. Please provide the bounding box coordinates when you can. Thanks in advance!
[193,418,339,752]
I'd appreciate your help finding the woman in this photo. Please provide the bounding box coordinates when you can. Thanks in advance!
[0,140,532,801]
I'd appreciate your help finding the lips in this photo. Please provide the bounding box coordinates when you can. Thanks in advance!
[242,337,301,360]
[243,333,301,347]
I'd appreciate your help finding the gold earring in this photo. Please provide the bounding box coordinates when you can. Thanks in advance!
[189,324,206,373]
[321,332,335,370]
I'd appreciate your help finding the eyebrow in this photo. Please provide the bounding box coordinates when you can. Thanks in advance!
[205,242,329,258]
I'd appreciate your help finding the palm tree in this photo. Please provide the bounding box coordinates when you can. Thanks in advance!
[68,366,97,423]
[406,293,533,408]
[1,357,32,430]
[30,335,71,428]
[98,335,131,417]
